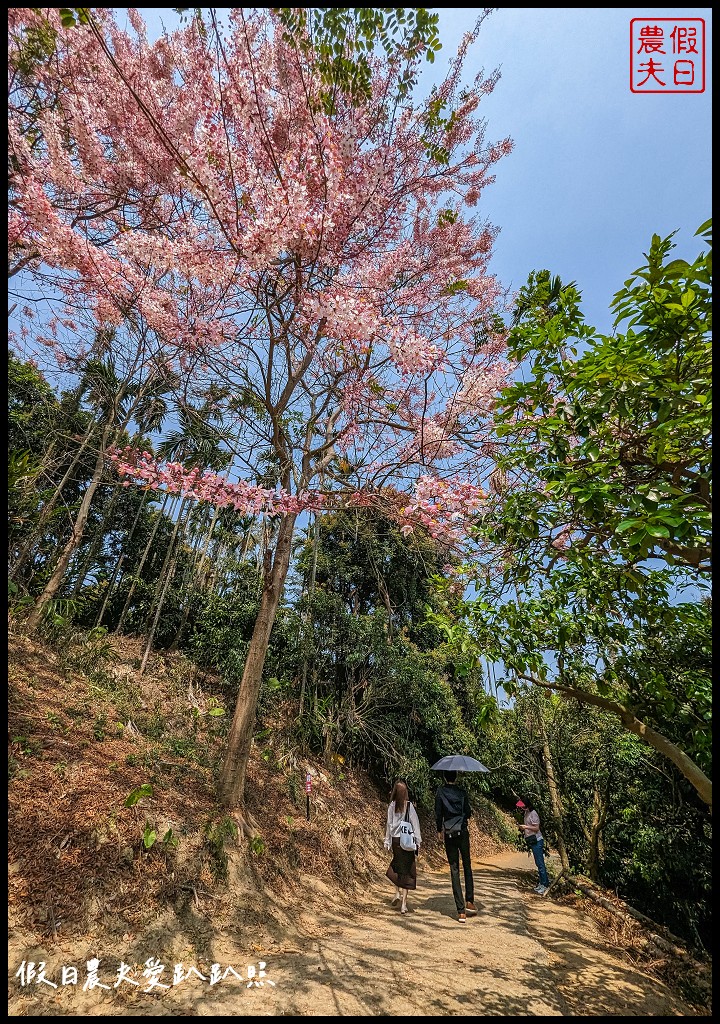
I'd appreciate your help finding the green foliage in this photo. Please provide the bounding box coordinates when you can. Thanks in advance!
[142,825,157,849]
[612,599,712,774]
[35,597,82,631]
[58,8,90,29]
[186,564,262,678]
[142,824,178,852]
[9,13,59,78]
[124,783,154,808]
[266,510,487,807]
[483,692,711,949]
[92,713,107,741]
[204,816,239,880]
[249,835,266,856]
[447,223,712,807]
[492,219,711,574]
[273,7,441,113]
[162,828,179,849]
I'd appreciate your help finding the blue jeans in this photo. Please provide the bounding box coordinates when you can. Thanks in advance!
[531,838,549,887]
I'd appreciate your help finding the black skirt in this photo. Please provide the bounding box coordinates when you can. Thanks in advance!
[386,837,417,890]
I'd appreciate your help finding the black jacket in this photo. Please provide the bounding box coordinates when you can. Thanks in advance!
[435,784,471,833]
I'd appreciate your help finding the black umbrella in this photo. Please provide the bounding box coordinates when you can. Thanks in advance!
[431,754,489,772]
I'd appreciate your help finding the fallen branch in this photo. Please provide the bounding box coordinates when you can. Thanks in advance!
[541,867,567,897]
[570,878,699,962]
[572,875,689,950]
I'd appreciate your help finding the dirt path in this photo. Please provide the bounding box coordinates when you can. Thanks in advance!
[9,852,700,1016]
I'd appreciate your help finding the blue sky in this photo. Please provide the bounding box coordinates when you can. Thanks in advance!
[421,7,712,330]
[136,7,712,332]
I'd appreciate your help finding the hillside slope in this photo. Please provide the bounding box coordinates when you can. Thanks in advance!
[8,628,710,1016]
[8,628,513,1008]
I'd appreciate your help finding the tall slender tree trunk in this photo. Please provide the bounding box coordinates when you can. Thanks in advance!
[27,428,111,630]
[10,425,95,579]
[114,492,171,634]
[194,504,220,583]
[96,489,151,627]
[218,512,297,811]
[71,481,122,596]
[169,505,214,650]
[139,553,179,675]
[586,783,606,881]
[299,514,319,716]
[538,707,571,872]
[138,498,188,674]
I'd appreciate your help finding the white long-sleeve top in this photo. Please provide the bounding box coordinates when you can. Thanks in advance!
[384,800,422,849]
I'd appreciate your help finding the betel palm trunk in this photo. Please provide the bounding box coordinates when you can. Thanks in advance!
[27,425,113,630]
[71,480,123,597]
[217,511,297,811]
[168,503,218,650]
[10,423,94,580]
[138,498,189,674]
[114,492,172,634]
[95,489,151,627]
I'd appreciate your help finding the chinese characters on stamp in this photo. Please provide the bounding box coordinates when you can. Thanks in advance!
[631,19,706,93]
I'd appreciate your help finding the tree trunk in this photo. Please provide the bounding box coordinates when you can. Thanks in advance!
[299,513,319,715]
[10,425,94,579]
[519,672,713,811]
[139,552,179,675]
[96,489,151,627]
[586,783,605,881]
[27,429,111,630]
[138,498,189,674]
[71,481,121,596]
[194,504,220,585]
[538,705,571,872]
[168,505,212,650]
[114,492,171,634]
[218,512,297,810]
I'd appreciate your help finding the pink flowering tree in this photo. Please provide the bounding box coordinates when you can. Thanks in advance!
[9,7,514,811]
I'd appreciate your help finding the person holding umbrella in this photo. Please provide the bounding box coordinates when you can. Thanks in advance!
[432,755,487,922]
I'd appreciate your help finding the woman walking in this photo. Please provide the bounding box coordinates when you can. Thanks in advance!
[384,779,422,914]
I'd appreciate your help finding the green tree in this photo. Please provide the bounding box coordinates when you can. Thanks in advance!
[433,221,712,808]
[271,7,442,113]
[492,219,711,575]
[263,510,488,805]
[483,692,711,949]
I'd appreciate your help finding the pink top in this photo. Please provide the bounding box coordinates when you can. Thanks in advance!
[523,808,543,841]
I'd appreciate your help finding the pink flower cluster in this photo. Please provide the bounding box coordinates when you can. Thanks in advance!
[109,448,327,516]
[398,475,488,542]
[9,7,516,547]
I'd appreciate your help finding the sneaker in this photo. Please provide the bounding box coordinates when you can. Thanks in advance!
[535,885,549,895]
[458,911,466,922]
[465,902,478,916]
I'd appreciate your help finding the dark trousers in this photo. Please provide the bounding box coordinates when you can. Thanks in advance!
[444,829,474,913]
